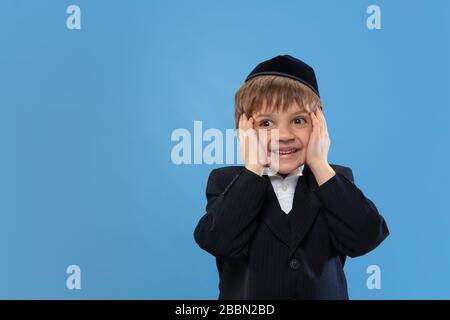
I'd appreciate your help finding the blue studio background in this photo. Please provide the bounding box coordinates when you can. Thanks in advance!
[0,0,449,299]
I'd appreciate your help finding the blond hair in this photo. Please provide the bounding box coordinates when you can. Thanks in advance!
[234,75,322,129]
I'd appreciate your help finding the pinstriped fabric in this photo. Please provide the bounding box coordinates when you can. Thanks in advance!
[194,165,389,299]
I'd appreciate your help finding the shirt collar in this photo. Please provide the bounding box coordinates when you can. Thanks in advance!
[262,164,305,178]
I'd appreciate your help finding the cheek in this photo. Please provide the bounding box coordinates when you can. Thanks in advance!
[256,129,271,147]
[293,128,311,146]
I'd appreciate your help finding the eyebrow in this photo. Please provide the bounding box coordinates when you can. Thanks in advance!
[254,111,309,118]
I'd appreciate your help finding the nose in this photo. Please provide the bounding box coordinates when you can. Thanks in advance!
[277,125,295,143]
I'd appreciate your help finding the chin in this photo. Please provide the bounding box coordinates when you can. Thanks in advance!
[276,160,304,175]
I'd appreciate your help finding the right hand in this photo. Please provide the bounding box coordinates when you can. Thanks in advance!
[238,114,270,176]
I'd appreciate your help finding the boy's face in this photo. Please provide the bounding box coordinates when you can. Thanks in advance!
[252,102,314,175]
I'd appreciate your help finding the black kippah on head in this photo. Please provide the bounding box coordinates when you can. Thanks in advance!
[245,55,320,97]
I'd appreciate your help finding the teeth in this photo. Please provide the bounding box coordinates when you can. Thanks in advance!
[273,149,297,155]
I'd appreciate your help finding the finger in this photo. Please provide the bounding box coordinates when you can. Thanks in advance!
[310,111,315,125]
[311,111,319,130]
[318,107,326,125]
[239,113,248,130]
[244,117,251,132]
[316,109,323,137]
[321,111,329,139]
[248,115,254,128]
[310,112,319,139]
[310,112,316,131]
[243,114,251,131]
[318,108,329,139]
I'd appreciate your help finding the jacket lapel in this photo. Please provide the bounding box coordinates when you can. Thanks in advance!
[260,175,291,248]
[259,164,323,255]
[287,164,323,256]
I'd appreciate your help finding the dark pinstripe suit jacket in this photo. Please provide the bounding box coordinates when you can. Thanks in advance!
[194,164,389,300]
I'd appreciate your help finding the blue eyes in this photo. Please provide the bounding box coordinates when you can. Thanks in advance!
[259,118,307,127]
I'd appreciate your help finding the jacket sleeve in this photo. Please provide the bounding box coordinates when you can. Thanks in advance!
[193,167,270,260]
[313,167,390,258]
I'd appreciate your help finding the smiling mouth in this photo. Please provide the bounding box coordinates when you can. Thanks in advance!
[270,148,299,159]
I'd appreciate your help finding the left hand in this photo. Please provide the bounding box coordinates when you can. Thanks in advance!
[305,106,331,170]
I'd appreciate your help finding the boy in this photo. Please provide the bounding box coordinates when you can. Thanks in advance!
[193,55,389,299]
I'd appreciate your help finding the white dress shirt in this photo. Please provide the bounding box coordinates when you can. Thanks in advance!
[262,164,305,214]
